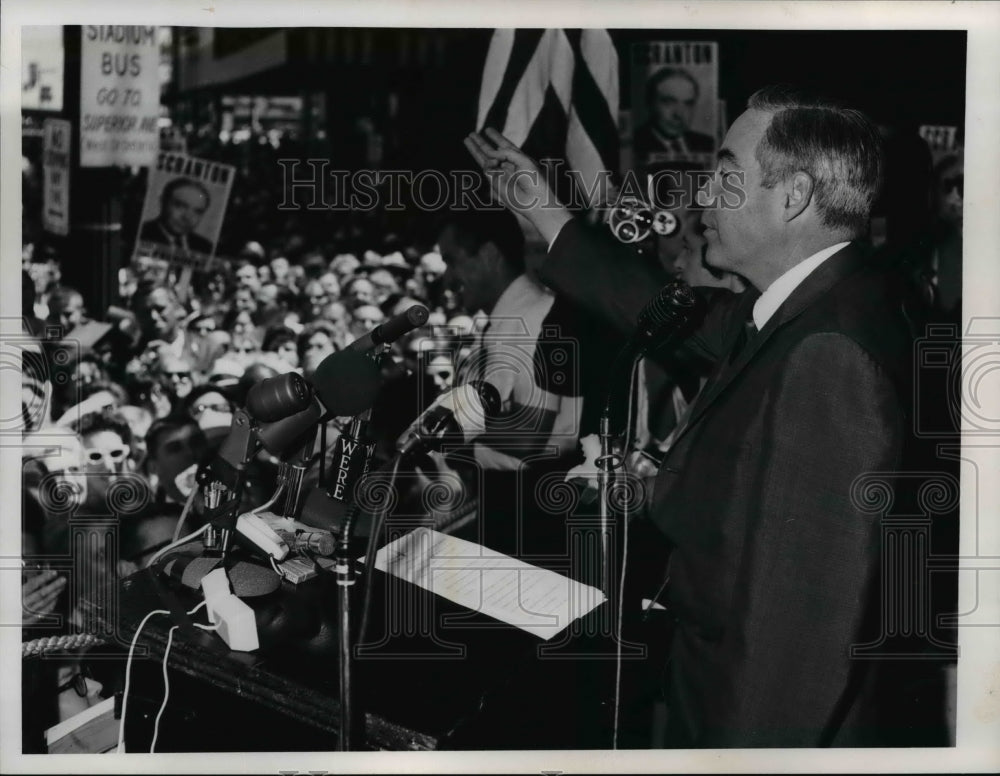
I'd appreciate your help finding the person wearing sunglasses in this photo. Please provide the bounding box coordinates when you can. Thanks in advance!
[158,354,196,404]
[178,384,235,446]
[424,353,456,396]
[78,410,134,476]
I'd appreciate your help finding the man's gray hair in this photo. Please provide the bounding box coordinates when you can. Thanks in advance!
[748,85,883,236]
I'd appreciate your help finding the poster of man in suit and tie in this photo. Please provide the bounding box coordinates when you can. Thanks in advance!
[630,41,720,171]
[133,151,235,279]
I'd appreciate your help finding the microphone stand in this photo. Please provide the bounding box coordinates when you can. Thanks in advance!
[331,364,380,750]
[596,414,620,601]
[197,408,259,566]
[334,505,358,751]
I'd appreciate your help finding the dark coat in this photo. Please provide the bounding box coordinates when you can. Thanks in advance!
[539,219,923,747]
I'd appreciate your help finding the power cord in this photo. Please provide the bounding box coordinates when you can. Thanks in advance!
[171,486,199,542]
[118,601,214,754]
[612,356,641,750]
[147,523,210,568]
[116,608,169,753]
[150,625,179,752]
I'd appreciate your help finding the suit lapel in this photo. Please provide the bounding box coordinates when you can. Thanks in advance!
[667,244,868,449]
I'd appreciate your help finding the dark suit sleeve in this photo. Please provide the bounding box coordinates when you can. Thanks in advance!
[539,218,737,368]
[539,219,664,335]
[705,333,904,747]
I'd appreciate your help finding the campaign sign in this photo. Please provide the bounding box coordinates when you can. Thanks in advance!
[629,41,720,171]
[133,152,235,276]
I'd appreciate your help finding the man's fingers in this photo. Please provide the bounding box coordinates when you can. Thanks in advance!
[483,127,520,152]
[463,135,490,169]
[465,132,506,167]
[491,147,531,167]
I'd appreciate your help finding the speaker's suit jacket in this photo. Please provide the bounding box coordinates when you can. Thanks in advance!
[538,219,915,747]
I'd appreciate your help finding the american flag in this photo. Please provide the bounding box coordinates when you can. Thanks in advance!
[477,29,620,212]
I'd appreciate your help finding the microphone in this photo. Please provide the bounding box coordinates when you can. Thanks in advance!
[346,304,429,353]
[398,381,501,457]
[245,372,313,423]
[627,280,699,358]
[257,349,382,457]
[601,280,700,422]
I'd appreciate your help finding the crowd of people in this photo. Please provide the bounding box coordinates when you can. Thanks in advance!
[19,86,964,750]
[18,197,494,748]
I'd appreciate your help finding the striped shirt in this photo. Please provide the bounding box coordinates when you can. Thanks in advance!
[459,274,620,471]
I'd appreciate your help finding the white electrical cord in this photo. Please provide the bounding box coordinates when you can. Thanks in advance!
[171,487,199,542]
[118,601,214,754]
[150,625,179,753]
[611,357,641,750]
[116,608,169,753]
[251,483,285,515]
[147,523,210,568]
[613,489,630,750]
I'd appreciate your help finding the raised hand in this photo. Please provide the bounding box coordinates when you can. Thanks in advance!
[464,128,573,245]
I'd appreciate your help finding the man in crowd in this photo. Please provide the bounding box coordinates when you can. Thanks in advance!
[465,85,933,747]
[413,208,621,550]
[436,208,588,471]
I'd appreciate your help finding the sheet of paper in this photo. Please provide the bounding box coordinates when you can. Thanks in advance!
[373,528,606,640]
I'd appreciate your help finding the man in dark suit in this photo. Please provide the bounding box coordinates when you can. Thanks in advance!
[465,86,941,747]
[633,67,716,159]
[138,177,214,255]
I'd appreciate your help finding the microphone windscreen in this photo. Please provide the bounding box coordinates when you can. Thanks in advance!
[257,401,323,456]
[375,304,430,345]
[312,349,383,417]
[639,280,698,331]
[246,372,313,423]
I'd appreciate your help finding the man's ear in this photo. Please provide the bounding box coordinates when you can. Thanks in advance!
[784,171,815,222]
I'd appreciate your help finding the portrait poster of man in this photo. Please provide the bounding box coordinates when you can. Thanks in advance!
[630,41,719,171]
[133,152,234,274]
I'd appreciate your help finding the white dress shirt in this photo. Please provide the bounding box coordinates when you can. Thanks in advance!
[752,242,850,329]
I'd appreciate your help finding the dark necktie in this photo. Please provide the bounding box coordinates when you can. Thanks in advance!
[729,316,758,364]
[476,320,492,382]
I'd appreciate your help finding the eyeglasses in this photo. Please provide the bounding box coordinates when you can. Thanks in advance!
[192,402,231,415]
[166,371,192,380]
[86,446,129,465]
[193,323,216,334]
[57,666,94,698]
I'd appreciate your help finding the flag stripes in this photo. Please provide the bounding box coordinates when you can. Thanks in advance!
[477,29,619,210]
